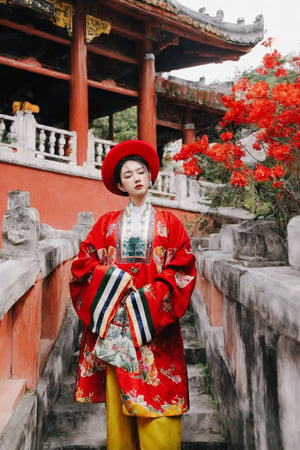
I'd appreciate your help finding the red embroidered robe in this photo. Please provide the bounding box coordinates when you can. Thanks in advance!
[70,202,196,417]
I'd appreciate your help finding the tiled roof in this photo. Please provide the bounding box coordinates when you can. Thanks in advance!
[156,75,226,110]
[124,0,264,45]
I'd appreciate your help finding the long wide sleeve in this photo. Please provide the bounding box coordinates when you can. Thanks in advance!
[126,211,196,348]
[70,213,132,339]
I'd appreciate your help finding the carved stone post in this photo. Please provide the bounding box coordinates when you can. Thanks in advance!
[1,191,40,258]
[22,110,37,157]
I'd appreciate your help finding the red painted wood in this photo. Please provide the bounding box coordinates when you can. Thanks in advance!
[69,0,89,166]
[0,55,70,80]
[138,47,156,149]
[0,17,71,46]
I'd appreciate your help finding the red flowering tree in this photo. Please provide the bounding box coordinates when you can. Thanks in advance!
[174,39,300,235]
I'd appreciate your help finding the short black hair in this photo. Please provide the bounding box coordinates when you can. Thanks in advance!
[114,155,150,191]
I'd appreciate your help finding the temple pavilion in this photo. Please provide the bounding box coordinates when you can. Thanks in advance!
[0,0,264,164]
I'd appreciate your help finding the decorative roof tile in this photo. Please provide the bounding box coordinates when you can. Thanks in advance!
[124,0,264,45]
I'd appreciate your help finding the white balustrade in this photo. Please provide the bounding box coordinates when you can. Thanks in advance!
[0,112,77,164]
[150,171,176,198]
[86,132,115,170]
[0,113,20,150]
[35,123,76,163]
[0,113,216,209]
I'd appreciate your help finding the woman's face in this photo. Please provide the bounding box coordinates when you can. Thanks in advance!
[117,159,151,205]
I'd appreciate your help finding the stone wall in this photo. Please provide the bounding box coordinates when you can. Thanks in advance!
[193,216,300,450]
[0,191,92,449]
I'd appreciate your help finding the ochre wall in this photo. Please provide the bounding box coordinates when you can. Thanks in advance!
[0,162,199,241]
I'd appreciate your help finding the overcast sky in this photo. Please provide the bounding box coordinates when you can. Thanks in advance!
[170,0,300,83]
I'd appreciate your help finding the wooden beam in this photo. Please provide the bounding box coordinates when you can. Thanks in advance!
[96,3,147,40]
[0,55,71,80]
[88,79,138,97]
[0,17,71,46]
[156,119,182,130]
[87,43,137,65]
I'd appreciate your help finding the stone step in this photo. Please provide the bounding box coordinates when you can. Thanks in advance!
[42,317,228,450]
[181,323,198,342]
[43,432,227,450]
[43,433,228,450]
[181,432,228,450]
[180,311,198,327]
[183,394,221,435]
[46,400,106,436]
[184,341,206,365]
[187,364,208,395]
[69,350,80,374]
[42,430,107,450]
[57,374,76,402]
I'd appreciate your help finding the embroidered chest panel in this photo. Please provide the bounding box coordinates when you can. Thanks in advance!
[116,206,156,264]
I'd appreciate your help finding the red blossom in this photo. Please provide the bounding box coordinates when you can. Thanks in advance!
[247,98,277,128]
[274,67,288,77]
[232,77,250,93]
[267,143,291,161]
[183,158,201,177]
[271,83,300,107]
[262,50,281,70]
[220,131,234,141]
[246,80,269,99]
[229,171,248,187]
[254,163,272,182]
[256,67,269,75]
[273,181,284,188]
[261,37,275,48]
[174,44,299,232]
[207,143,228,162]
[272,165,285,178]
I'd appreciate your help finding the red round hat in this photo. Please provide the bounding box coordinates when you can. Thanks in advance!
[101,140,160,196]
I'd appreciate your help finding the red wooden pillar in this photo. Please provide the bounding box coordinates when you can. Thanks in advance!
[69,0,89,166]
[138,42,157,149]
[183,109,195,144]
[109,114,114,141]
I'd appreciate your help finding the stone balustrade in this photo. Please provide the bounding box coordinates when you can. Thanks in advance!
[192,216,300,450]
[0,191,91,439]
[0,111,76,164]
[0,112,254,218]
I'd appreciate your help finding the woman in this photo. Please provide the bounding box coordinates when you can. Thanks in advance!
[70,140,196,449]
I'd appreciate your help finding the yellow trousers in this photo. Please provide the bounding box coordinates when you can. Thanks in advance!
[106,364,182,450]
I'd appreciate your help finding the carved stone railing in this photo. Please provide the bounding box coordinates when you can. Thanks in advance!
[150,170,176,199]
[0,191,93,450]
[192,216,300,450]
[0,113,22,151]
[0,111,76,164]
[35,123,76,164]
[85,131,115,170]
[0,113,254,221]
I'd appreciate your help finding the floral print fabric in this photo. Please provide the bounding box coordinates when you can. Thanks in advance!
[70,202,196,416]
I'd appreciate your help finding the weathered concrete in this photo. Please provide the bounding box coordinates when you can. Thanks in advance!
[1,190,40,259]
[41,307,228,449]
[0,393,37,450]
[287,215,300,268]
[193,216,300,450]
[0,258,40,318]
[0,304,80,450]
